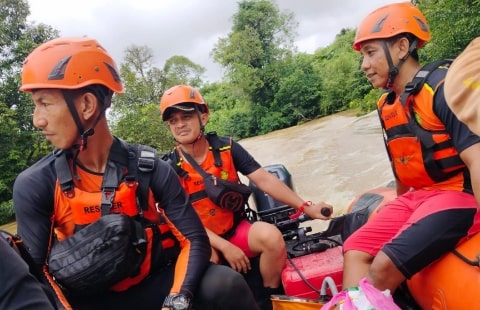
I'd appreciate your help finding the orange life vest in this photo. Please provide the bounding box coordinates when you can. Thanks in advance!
[377,60,465,190]
[52,140,178,292]
[171,134,245,236]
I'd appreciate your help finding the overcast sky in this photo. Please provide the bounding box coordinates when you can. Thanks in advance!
[27,0,396,82]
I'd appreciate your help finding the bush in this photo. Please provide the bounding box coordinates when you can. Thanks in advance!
[0,200,14,225]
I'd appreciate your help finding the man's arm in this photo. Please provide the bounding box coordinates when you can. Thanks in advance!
[247,167,332,219]
[459,143,480,205]
[0,237,56,310]
[205,228,251,273]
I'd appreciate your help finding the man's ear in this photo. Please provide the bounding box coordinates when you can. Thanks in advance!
[79,92,99,121]
[397,37,411,60]
[200,113,209,126]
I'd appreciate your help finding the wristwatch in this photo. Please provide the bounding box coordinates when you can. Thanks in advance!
[163,294,191,310]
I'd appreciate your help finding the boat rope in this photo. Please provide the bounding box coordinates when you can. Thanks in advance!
[451,249,480,267]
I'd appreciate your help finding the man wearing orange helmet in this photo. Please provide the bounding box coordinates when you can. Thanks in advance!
[160,85,333,309]
[343,1,480,299]
[13,37,258,310]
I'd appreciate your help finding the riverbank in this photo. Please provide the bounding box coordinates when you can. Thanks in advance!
[1,221,17,234]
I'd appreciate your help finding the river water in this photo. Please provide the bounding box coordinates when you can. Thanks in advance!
[239,109,394,231]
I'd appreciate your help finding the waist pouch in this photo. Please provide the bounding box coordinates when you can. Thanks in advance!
[204,175,252,212]
[48,213,147,296]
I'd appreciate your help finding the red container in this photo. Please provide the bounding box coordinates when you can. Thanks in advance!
[282,246,343,299]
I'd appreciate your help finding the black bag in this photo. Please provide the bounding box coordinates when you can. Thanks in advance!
[203,174,253,211]
[47,213,147,295]
[181,150,252,212]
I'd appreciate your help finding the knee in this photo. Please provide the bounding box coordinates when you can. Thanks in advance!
[344,249,373,265]
[252,223,286,251]
[368,251,398,283]
[202,265,251,297]
[196,264,256,309]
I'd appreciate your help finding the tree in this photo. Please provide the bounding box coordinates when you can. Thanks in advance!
[418,0,480,62]
[273,53,321,125]
[313,30,361,115]
[111,45,205,151]
[200,82,253,140]
[0,0,58,203]
[163,55,205,89]
[112,103,174,153]
[113,45,164,112]
[211,0,298,134]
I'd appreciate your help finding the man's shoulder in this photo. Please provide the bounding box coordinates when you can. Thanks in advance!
[114,138,158,159]
[160,148,178,163]
[206,132,233,146]
[14,152,56,193]
[17,152,56,180]
[421,59,451,90]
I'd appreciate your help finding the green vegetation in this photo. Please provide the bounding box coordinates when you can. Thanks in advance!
[0,0,479,224]
[0,200,14,224]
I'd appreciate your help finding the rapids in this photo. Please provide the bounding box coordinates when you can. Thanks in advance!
[238,109,394,231]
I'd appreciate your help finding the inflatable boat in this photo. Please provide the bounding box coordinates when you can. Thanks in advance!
[249,164,480,310]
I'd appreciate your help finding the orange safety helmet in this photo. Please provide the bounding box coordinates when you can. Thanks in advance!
[20,37,123,93]
[160,85,209,121]
[353,2,430,51]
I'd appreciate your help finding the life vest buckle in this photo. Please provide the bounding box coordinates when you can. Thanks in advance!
[63,189,75,199]
[125,176,136,188]
[62,184,75,198]
[138,150,155,172]
[100,187,116,215]
[404,82,417,94]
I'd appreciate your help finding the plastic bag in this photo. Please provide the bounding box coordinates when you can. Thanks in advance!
[320,290,355,310]
[320,277,400,310]
[358,278,400,310]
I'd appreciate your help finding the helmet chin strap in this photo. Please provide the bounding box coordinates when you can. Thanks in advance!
[62,90,106,180]
[381,38,418,90]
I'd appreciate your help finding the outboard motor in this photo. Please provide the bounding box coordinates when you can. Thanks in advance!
[249,164,297,232]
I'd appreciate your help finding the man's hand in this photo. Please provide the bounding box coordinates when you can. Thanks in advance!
[220,242,251,273]
[304,201,333,220]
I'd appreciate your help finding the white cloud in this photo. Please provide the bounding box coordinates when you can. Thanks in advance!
[27,0,396,82]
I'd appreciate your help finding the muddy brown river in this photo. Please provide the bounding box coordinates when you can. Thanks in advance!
[239,110,394,231]
[1,110,394,234]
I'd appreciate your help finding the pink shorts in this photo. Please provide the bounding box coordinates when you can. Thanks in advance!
[227,220,256,258]
[344,189,480,277]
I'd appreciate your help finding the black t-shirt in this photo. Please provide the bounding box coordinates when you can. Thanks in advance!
[230,139,262,176]
[433,82,480,152]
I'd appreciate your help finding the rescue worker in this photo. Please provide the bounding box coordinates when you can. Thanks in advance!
[13,37,259,310]
[444,36,480,135]
[0,235,56,309]
[159,85,333,310]
[342,1,480,299]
